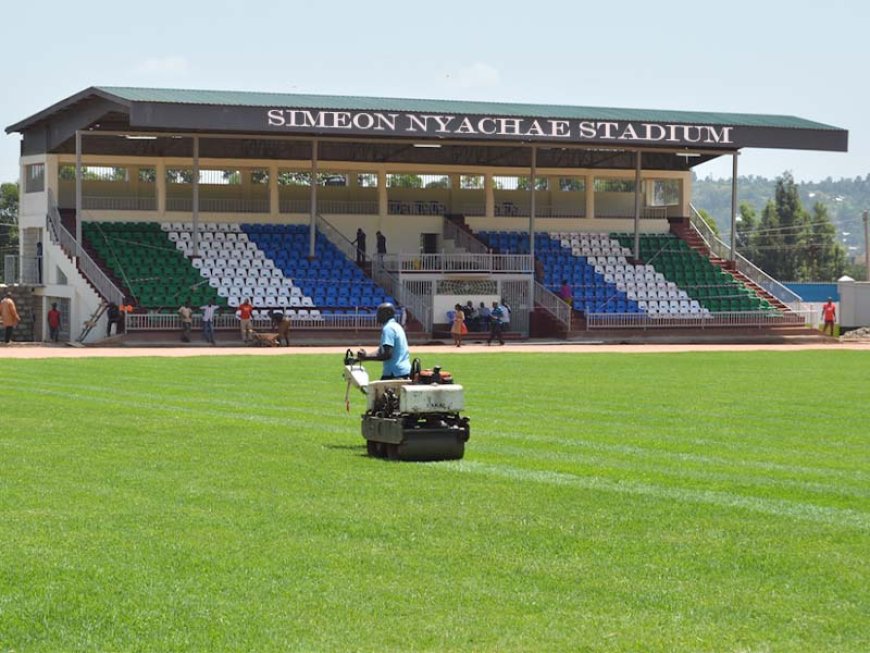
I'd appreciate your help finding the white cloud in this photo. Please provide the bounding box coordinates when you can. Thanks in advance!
[135,56,191,75]
[447,62,500,90]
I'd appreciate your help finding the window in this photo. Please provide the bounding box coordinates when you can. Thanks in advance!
[595,178,636,193]
[25,163,45,192]
[646,179,681,206]
[356,173,378,188]
[559,177,585,192]
[138,168,156,183]
[460,175,484,189]
[492,175,547,191]
[387,173,423,189]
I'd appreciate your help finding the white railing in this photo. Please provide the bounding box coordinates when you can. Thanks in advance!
[688,204,803,308]
[443,219,490,255]
[371,261,433,331]
[125,312,381,332]
[381,253,533,274]
[586,309,809,330]
[47,190,126,305]
[534,282,572,331]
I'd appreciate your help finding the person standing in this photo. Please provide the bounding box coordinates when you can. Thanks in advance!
[237,298,254,343]
[353,228,367,265]
[1,293,21,344]
[451,303,466,347]
[376,230,387,257]
[479,301,491,332]
[178,300,193,343]
[200,300,218,345]
[487,300,504,346]
[47,302,62,343]
[106,302,121,337]
[270,310,291,346]
[356,302,411,380]
[36,241,43,284]
[821,298,837,336]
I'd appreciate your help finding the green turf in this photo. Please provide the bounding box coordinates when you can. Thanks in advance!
[0,351,867,652]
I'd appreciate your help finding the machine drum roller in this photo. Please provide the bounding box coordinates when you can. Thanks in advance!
[343,351,470,461]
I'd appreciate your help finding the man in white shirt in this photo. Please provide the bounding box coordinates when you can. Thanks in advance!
[200,301,219,345]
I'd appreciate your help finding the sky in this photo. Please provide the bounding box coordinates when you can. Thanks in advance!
[1,0,867,186]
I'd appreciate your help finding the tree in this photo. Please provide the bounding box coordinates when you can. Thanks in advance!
[696,208,720,236]
[799,202,847,281]
[0,182,20,255]
[735,202,758,262]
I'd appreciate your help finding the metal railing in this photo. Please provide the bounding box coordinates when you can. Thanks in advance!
[47,190,126,305]
[443,219,490,256]
[280,199,380,215]
[125,312,380,332]
[77,196,158,211]
[166,197,270,213]
[381,253,533,274]
[534,282,572,331]
[371,261,433,331]
[315,214,363,263]
[688,204,804,307]
[3,255,41,285]
[586,309,809,330]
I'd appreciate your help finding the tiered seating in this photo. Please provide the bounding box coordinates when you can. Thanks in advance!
[553,232,703,316]
[612,233,773,312]
[241,224,393,317]
[480,230,706,316]
[165,222,314,318]
[84,221,224,308]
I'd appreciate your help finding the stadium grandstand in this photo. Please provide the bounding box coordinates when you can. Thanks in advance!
[4,86,848,343]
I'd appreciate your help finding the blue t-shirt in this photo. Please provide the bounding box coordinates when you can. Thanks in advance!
[380,318,411,378]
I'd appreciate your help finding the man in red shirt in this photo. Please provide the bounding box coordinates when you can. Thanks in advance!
[237,298,254,343]
[822,298,837,336]
[47,302,62,343]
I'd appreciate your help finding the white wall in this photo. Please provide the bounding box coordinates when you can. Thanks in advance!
[838,278,870,328]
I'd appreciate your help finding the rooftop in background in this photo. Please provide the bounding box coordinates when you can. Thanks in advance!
[6,86,849,171]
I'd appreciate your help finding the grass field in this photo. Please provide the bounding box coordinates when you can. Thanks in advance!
[0,350,868,652]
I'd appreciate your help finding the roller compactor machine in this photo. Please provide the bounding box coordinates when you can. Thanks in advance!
[343,350,470,461]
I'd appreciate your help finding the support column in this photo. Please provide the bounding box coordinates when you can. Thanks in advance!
[75,130,82,258]
[156,161,166,214]
[378,169,388,218]
[192,136,200,258]
[529,145,537,262]
[730,152,738,264]
[269,163,279,217]
[309,139,318,259]
[585,173,595,219]
[485,173,494,218]
[633,151,642,261]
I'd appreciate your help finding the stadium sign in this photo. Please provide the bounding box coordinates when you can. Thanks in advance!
[265,109,735,147]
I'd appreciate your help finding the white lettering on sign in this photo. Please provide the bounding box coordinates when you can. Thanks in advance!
[265,109,735,146]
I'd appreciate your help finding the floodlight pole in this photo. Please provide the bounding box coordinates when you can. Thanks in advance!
[730,152,739,264]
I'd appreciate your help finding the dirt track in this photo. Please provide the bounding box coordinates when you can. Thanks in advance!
[1,341,868,359]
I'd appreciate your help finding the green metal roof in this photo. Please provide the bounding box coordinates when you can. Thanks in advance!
[95,86,841,132]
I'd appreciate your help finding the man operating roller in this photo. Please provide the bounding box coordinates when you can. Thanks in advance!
[357,302,411,380]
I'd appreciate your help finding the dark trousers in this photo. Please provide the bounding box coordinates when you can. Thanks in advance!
[49,326,59,342]
[4,326,13,343]
[487,321,504,344]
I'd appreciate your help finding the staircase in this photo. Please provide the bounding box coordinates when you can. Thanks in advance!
[669,218,790,312]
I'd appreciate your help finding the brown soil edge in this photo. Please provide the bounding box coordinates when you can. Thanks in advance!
[2,341,869,360]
